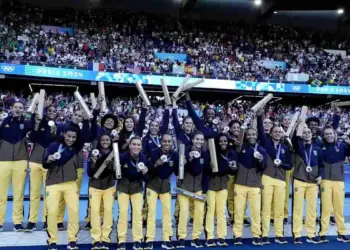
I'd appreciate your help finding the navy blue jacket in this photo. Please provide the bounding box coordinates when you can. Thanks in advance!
[142,109,169,157]
[185,101,218,139]
[0,115,34,161]
[171,108,192,146]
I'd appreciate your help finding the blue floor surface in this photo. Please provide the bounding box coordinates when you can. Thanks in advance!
[0,237,347,249]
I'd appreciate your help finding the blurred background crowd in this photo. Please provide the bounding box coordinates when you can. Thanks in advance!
[1,0,350,84]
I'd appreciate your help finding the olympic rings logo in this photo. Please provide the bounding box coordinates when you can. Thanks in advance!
[292,85,302,91]
[1,66,15,72]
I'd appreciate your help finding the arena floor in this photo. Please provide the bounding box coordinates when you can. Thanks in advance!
[1,199,349,248]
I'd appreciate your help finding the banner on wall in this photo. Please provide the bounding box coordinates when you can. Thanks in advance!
[262,60,286,70]
[41,25,74,36]
[154,52,187,62]
[286,72,309,82]
[3,62,350,96]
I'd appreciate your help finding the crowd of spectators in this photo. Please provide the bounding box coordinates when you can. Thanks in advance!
[1,0,350,84]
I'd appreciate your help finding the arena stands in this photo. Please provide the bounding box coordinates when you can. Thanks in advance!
[1,0,350,84]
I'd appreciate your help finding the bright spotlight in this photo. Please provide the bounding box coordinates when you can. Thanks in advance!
[337,8,344,14]
[274,11,278,14]
[254,0,262,6]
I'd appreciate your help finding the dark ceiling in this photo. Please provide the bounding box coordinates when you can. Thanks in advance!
[16,0,350,30]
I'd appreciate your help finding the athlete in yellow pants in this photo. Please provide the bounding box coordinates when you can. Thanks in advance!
[0,101,33,231]
[145,134,176,250]
[205,133,237,247]
[88,134,117,249]
[27,163,47,229]
[57,167,84,229]
[55,111,91,230]
[90,186,115,249]
[227,175,249,224]
[233,185,261,243]
[44,126,82,250]
[84,192,105,230]
[318,126,350,243]
[292,127,323,244]
[117,137,148,250]
[257,121,292,244]
[174,197,194,223]
[26,107,58,232]
[272,168,294,224]
[146,189,173,249]
[0,160,28,230]
[319,180,349,241]
[177,132,208,248]
[233,128,267,246]
[293,180,319,241]
[46,181,80,247]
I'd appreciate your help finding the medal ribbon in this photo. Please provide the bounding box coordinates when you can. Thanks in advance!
[304,144,313,167]
[275,144,281,160]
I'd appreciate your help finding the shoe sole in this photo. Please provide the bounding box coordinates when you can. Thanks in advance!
[205,244,216,247]
[294,241,302,244]
[262,242,270,245]
[337,238,350,243]
[161,245,174,250]
[252,242,262,246]
[13,229,24,232]
[217,243,228,247]
[24,228,36,233]
[190,244,203,248]
[176,246,185,249]
[275,241,288,244]
[306,240,319,244]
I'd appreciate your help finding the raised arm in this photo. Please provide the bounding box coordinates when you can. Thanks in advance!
[185,100,208,134]
[136,107,147,135]
[160,108,170,134]
[257,114,269,146]
[172,107,183,137]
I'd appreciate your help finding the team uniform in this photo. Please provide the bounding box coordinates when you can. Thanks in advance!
[26,118,57,231]
[292,136,324,243]
[44,141,83,249]
[319,141,350,242]
[145,148,178,250]
[233,143,267,245]
[257,116,292,243]
[177,147,210,248]
[56,120,91,227]
[171,108,194,223]
[0,114,34,231]
[117,152,148,250]
[87,149,116,249]
[205,147,237,246]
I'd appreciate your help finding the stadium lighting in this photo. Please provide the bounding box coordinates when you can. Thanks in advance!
[337,9,344,14]
[254,0,262,6]
[274,11,278,14]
